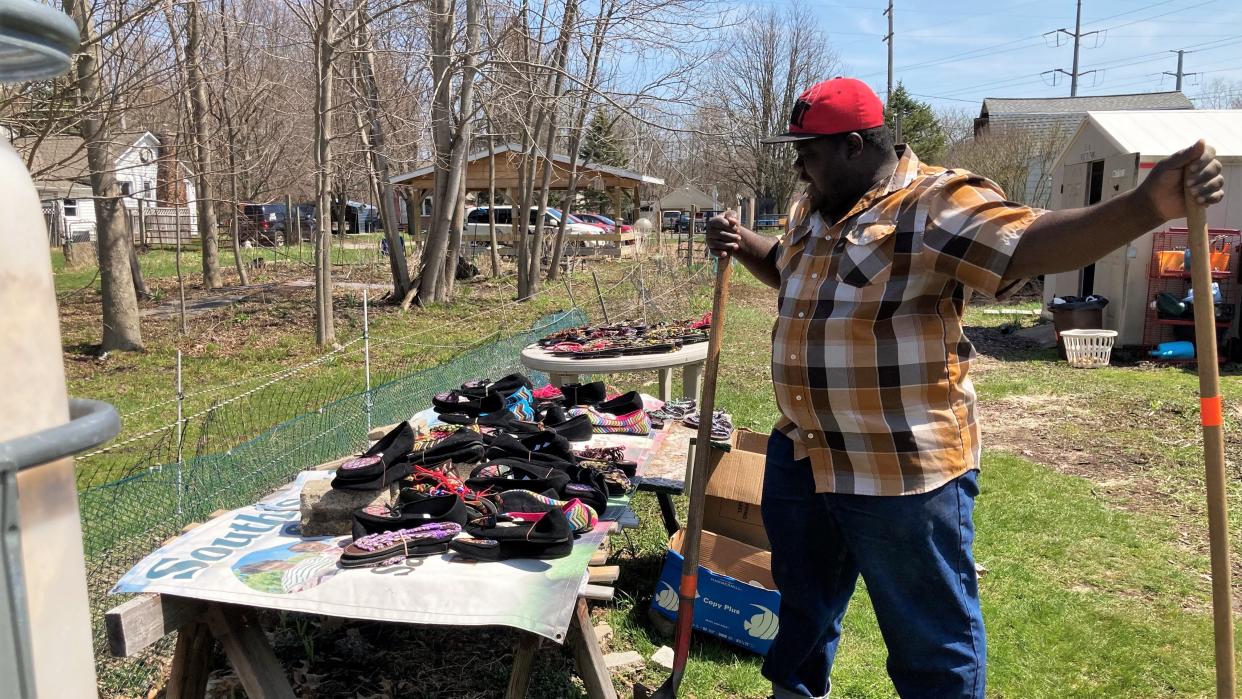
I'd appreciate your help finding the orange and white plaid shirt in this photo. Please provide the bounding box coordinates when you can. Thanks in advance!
[772,146,1045,495]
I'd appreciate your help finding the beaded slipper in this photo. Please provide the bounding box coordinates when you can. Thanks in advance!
[339,521,462,568]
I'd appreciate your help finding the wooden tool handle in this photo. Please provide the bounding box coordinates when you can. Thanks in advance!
[1185,189,1237,699]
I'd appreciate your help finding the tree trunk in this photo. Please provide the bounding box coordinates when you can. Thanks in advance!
[549,4,611,280]
[186,0,221,289]
[526,0,578,293]
[314,0,336,345]
[354,6,411,300]
[64,0,142,351]
[220,0,249,286]
[417,0,478,306]
[416,0,454,305]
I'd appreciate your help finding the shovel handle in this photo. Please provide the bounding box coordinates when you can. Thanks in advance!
[1184,190,1237,699]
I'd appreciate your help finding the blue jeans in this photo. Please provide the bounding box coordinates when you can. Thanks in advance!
[760,430,986,699]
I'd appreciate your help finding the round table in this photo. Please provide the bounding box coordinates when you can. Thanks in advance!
[519,342,709,402]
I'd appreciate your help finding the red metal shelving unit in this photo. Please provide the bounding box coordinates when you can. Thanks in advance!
[1142,227,1240,358]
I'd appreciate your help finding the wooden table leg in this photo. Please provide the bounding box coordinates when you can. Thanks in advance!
[166,621,212,699]
[682,361,704,401]
[505,631,543,699]
[568,598,618,699]
[203,603,297,699]
[657,368,673,402]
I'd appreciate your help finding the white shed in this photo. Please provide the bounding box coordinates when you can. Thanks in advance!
[1044,110,1242,346]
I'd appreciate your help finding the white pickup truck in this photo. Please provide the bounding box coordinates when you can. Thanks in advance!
[464,206,604,236]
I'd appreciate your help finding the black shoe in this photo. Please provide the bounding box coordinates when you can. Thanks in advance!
[561,381,606,406]
[486,430,575,464]
[432,390,504,417]
[331,422,416,490]
[594,390,643,416]
[450,507,573,560]
[490,373,533,397]
[351,492,469,539]
[409,428,487,466]
[465,459,571,497]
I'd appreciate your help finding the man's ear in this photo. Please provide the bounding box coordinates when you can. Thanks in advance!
[844,132,865,160]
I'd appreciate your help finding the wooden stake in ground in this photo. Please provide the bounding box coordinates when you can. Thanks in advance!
[636,257,732,699]
[1185,186,1237,699]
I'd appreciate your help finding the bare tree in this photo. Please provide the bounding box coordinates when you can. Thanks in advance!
[942,124,1068,208]
[219,0,250,286]
[313,0,337,345]
[352,0,412,299]
[186,0,223,288]
[1195,77,1242,109]
[414,0,480,306]
[63,0,144,351]
[699,3,839,215]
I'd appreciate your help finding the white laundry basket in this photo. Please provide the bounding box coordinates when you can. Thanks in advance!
[1060,329,1118,368]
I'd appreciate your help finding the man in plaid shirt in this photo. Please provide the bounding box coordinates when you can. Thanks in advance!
[706,77,1224,699]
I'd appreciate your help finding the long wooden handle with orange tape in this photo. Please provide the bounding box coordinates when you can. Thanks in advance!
[1185,188,1237,699]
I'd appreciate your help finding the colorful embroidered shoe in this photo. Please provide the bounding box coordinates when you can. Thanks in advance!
[568,406,652,436]
[497,490,598,535]
[532,384,564,401]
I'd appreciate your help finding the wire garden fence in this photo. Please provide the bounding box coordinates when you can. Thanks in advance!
[84,307,587,692]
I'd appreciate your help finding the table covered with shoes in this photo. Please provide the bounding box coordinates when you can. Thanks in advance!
[108,372,730,643]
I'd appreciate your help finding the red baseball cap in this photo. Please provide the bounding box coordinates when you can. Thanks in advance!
[761,78,885,144]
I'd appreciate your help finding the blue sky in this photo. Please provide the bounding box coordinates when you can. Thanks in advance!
[756,0,1242,112]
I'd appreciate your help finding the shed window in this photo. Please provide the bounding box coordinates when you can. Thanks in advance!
[63,199,77,216]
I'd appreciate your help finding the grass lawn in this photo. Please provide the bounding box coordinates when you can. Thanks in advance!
[60,248,1242,698]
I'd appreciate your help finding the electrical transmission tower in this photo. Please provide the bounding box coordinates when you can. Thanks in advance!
[1042,0,1103,96]
[1164,49,1197,91]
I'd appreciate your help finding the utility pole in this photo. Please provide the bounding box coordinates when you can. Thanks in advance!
[1164,49,1196,91]
[1042,0,1100,96]
[883,0,894,105]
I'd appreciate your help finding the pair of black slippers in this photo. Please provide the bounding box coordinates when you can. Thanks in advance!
[331,422,415,491]
[560,383,644,416]
[432,373,532,417]
[439,404,593,442]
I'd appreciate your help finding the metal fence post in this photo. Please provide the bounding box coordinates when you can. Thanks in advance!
[363,288,372,434]
[175,350,184,516]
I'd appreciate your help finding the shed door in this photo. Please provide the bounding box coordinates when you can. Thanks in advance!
[1102,152,1139,201]
[1094,153,1141,337]
[1059,162,1090,209]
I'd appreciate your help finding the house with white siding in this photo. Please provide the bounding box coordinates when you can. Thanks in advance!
[9,130,197,242]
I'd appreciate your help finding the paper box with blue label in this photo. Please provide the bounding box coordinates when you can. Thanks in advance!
[651,429,779,655]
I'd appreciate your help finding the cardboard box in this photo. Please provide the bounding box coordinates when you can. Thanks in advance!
[651,429,781,655]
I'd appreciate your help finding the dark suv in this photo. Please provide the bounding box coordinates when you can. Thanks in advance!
[239,203,316,245]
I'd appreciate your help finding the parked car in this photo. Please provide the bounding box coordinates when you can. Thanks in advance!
[574,212,632,234]
[238,203,316,245]
[661,210,681,231]
[464,206,602,237]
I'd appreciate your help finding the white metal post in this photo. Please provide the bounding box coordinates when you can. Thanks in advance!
[363,288,372,434]
[175,350,184,515]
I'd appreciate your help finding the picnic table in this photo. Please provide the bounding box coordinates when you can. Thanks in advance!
[104,411,685,699]
[519,343,708,402]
